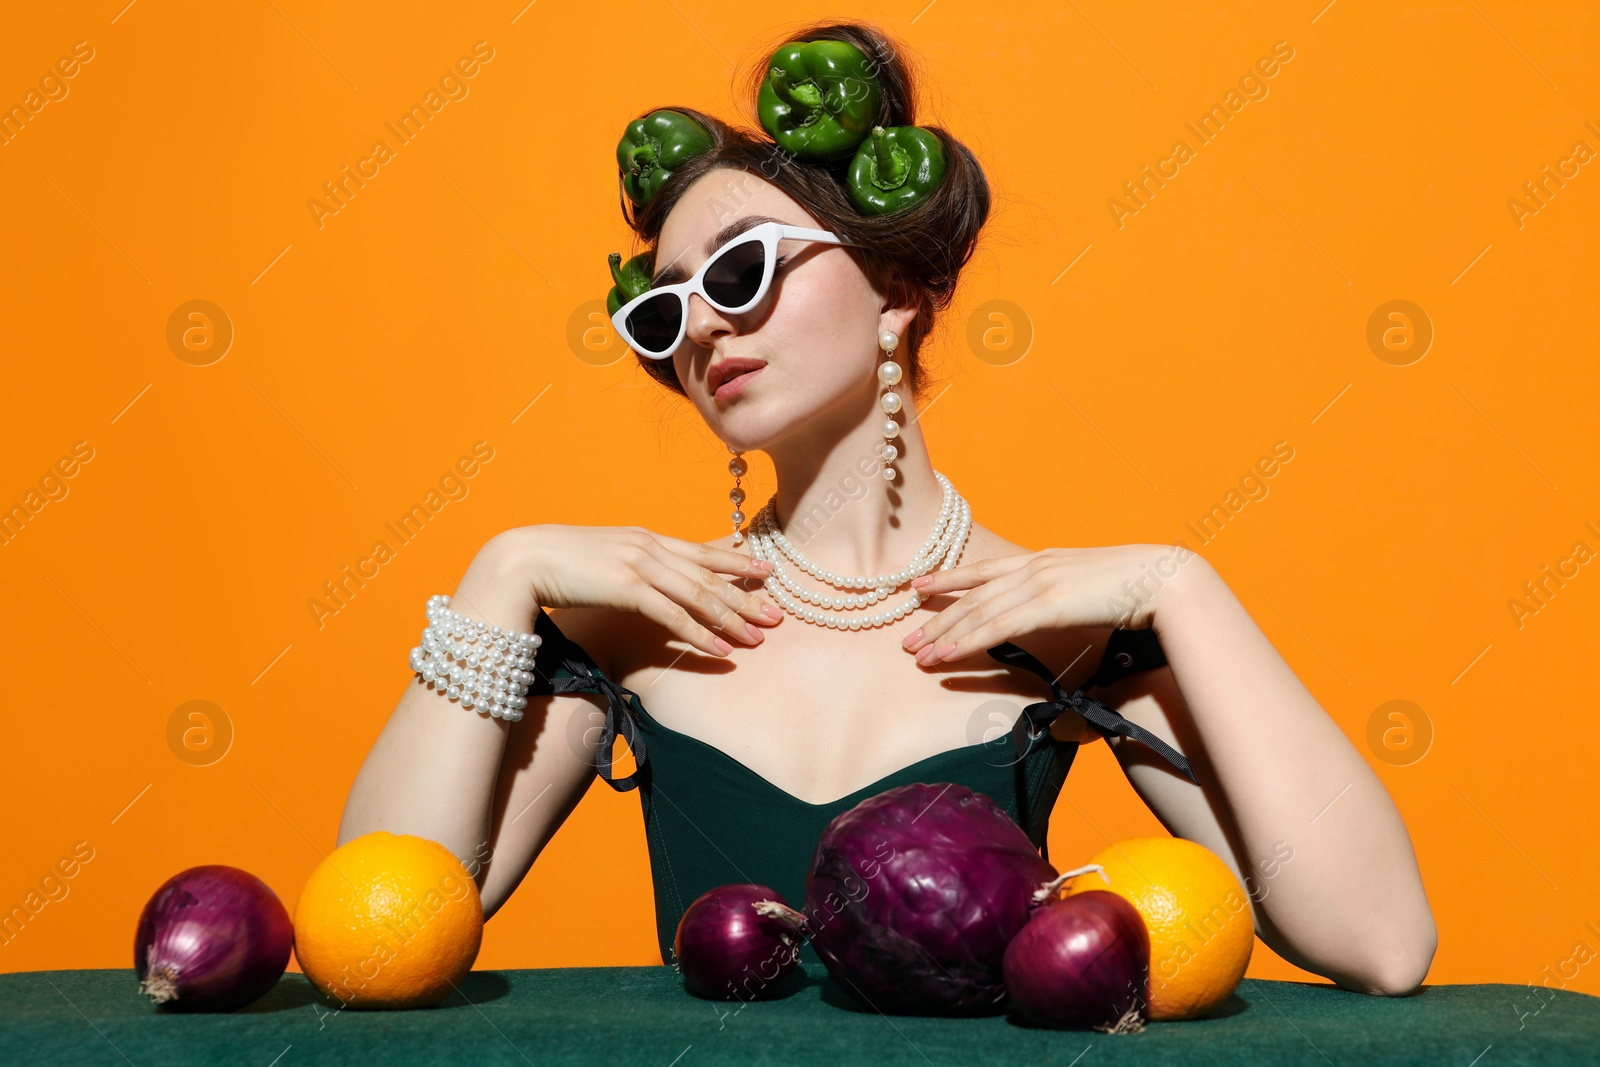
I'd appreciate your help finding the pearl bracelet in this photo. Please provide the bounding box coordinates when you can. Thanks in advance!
[409,594,541,722]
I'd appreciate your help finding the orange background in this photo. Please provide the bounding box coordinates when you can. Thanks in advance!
[2,0,1597,997]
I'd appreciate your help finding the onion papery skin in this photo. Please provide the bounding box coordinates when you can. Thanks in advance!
[1003,890,1151,1031]
[673,884,808,1001]
[803,782,1059,1016]
[134,865,293,1012]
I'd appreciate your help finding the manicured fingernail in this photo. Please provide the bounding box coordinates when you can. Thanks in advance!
[761,604,783,620]
[937,643,957,658]
[912,575,930,587]
[745,623,763,642]
[916,646,938,665]
[713,637,733,654]
[902,628,923,648]
[751,560,772,570]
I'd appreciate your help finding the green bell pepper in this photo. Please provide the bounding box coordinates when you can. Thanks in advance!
[846,125,946,216]
[757,39,883,162]
[616,110,714,209]
[606,250,655,318]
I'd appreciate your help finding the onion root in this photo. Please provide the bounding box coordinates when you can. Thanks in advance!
[139,965,180,1005]
[1092,1003,1148,1035]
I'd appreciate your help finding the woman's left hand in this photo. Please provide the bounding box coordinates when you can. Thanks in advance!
[900,543,1203,665]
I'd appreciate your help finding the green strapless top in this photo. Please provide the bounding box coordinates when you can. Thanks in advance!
[524,607,1196,967]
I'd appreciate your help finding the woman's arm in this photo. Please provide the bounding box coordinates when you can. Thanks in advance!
[339,524,775,918]
[1102,556,1437,996]
[337,540,601,917]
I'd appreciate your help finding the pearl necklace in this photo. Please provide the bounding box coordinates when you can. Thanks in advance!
[745,470,973,629]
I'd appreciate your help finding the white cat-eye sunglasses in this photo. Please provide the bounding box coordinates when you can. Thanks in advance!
[610,221,863,359]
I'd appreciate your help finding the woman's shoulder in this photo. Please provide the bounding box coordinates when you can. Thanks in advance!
[555,523,1128,687]
[543,530,762,681]
[947,522,1122,688]
[542,605,625,678]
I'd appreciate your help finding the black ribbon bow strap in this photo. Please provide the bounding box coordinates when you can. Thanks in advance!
[530,609,648,792]
[984,638,1199,785]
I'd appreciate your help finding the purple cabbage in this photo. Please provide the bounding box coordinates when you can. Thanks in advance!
[802,782,1059,1015]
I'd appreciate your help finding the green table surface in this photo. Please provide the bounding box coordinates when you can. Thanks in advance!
[2,962,1596,1066]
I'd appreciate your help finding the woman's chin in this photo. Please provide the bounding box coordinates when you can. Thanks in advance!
[704,382,866,454]
[705,403,793,452]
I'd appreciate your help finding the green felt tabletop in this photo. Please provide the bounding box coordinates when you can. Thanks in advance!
[2,962,1596,1066]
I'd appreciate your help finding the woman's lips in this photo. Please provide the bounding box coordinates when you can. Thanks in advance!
[714,365,765,400]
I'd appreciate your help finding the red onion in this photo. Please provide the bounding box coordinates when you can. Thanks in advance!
[1003,888,1151,1032]
[672,884,809,1001]
[134,865,293,1012]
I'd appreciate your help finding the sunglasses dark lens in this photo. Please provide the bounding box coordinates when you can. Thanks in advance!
[703,238,768,309]
[625,294,682,354]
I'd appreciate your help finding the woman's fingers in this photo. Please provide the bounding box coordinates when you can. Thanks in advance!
[911,553,1031,596]
[630,586,737,657]
[904,561,1038,654]
[651,532,774,579]
[643,533,781,625]
[913,581,1044,664]
[642,540,780,632]
[631,553,767,655]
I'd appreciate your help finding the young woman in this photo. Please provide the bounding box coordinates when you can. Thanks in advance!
[339,21,1435,995]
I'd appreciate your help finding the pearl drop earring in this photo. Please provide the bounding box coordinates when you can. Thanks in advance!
[728,442,747,546]
[877,329,902,481]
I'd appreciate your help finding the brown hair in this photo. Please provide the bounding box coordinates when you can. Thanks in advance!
[616,20,991,408]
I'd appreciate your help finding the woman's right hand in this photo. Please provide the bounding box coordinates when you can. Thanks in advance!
[477,524,781,657]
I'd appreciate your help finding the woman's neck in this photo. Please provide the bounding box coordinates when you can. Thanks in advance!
[765,417,943,578]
